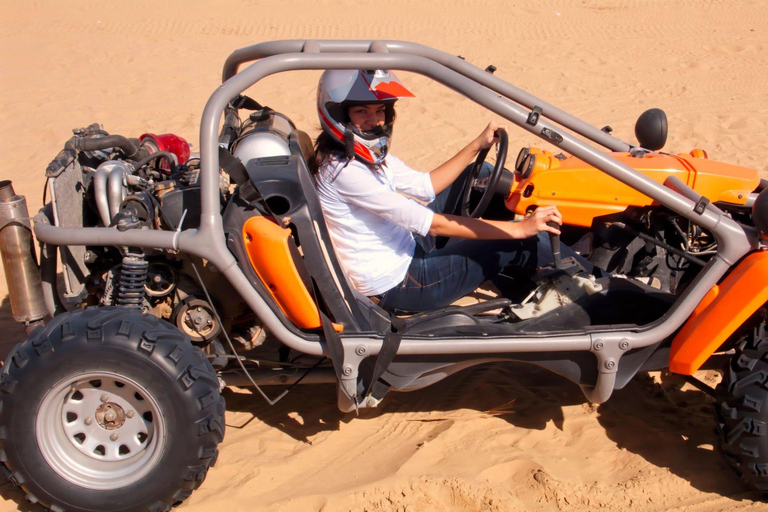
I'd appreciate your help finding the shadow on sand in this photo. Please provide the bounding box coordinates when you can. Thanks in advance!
[223,361,764,502]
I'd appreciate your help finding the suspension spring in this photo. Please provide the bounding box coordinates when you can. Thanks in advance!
[117,252,148,307]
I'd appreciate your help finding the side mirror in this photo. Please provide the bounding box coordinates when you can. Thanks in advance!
[634,108,668,151]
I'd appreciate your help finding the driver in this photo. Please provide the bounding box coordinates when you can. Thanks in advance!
[311,69,599,313]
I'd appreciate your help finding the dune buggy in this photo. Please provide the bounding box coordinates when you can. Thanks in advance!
[0,40,766,511]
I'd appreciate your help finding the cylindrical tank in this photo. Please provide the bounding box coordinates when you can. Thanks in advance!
[232,111,294,164]
[0,181,47,324]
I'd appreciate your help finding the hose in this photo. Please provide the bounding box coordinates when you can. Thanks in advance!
[67,134,139,158]
[133,151,178,174]
[613,222,707,267]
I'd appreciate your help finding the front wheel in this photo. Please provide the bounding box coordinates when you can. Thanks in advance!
[0,307,225,512]
[716,320,768,492]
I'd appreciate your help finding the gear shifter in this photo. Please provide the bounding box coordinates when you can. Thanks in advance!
[547,221,562,270]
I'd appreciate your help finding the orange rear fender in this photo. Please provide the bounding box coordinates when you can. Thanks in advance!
[670,251,768,375]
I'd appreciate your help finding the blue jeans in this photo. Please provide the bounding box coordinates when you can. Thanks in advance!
[377,164,603,313]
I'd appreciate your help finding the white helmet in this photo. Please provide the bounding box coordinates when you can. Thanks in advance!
[317,69,414,165]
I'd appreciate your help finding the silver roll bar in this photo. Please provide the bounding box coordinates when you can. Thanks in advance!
[223,40,632,152]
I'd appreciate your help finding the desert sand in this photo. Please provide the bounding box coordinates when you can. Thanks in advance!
[1,0,768,510]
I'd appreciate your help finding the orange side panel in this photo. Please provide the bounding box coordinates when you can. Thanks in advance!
[243,216,343,332]
[670,251,768,375]
[506,153,692,227]
[678,154,760,204]
[505,150,759,227]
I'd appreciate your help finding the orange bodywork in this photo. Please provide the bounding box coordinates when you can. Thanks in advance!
[505,149,759,227]
[669,251,768,375]
[243,216,342,332]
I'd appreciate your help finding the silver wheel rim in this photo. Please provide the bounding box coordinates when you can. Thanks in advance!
[36,371,167,490]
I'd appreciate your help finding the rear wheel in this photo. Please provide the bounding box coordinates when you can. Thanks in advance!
[0,306,225,512]
[716,321,768,492]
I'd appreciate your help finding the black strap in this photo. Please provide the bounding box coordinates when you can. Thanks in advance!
[313,277,406,403]
[362,316,407,399]
[218,146,249,186]
[310,279,347,380]
[343,129,356,160]
[231,94,264,111]
[319,306,346,378]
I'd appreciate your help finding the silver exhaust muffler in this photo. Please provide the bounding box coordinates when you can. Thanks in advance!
[0,181,47,330]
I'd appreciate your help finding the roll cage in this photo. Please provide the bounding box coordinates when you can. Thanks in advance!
[33,40,760,411]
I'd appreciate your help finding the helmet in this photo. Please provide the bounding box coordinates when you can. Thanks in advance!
[317,69,414,165]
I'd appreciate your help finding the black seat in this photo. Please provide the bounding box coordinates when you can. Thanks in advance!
[243,132,391,333]
[289,130,314,165]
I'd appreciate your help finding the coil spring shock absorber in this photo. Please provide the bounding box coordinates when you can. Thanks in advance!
[118,252,148,307]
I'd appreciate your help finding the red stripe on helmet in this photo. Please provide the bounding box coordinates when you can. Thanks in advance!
[319,109,344,139]
[353,141,374,162]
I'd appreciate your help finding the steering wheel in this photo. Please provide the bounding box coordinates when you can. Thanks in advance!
[461,128,509,218]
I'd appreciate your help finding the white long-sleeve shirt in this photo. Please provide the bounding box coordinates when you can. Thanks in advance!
[315,154,436,296]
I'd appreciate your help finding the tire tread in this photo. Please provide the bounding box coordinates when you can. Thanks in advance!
[716,322,768,492]
[0,307,225,512]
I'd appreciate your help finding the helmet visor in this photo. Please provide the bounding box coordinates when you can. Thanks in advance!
[325,70,414,104]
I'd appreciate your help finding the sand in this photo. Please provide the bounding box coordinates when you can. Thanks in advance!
[1,0,768,510]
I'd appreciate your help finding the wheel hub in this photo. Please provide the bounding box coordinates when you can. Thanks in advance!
[58,382,152,462]
[95,402,126,430]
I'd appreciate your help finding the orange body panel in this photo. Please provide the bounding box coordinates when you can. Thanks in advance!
[505,149,759,227]
[669,251,768,375]
[243,216,342,332]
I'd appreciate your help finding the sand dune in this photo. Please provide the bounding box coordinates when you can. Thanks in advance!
[1,0,768,510]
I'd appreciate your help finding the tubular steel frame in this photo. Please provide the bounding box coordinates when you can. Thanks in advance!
[33,40,759,409]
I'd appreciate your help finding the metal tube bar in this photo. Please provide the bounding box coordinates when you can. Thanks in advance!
[35,221,179,250]
[94,165,111,226]
[222,39,631,151]
[220,368,338,387]
[107,165,126,221]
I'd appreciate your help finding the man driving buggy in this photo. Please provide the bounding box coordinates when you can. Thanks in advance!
[311,69,605,313]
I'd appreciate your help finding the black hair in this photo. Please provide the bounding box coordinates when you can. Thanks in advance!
[310,130,345,175]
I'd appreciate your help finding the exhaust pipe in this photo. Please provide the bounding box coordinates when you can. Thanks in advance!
[0,181,47,331]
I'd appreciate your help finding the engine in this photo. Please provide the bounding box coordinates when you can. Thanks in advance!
[42,119,289,356]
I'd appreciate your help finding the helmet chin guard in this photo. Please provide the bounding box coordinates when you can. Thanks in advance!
[317,69,413,165]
